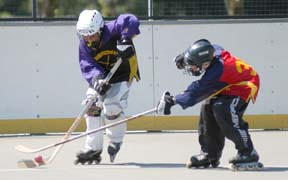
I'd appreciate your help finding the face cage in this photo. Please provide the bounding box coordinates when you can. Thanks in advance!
[183,63,203,76]
[76,27,102,40]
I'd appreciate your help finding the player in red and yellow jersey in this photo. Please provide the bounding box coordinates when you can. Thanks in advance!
[157,39,262,170]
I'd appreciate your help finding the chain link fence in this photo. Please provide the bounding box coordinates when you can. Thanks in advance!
[0,0,288,21]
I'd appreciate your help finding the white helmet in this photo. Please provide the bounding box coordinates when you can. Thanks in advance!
[76,10,104,36]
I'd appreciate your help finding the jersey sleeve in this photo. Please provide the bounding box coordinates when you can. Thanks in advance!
[114,14,140,40]
[213,44,224,58]
[175,60,228,109]
[79,40,105,86]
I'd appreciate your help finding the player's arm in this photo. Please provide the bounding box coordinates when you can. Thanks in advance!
[175,61,228,109]
[79,40,105,87]
[113,14,140,59]
[157,67,227,114]
[175,79,227,109]
[157,61,228,114]
[115,14,140,40]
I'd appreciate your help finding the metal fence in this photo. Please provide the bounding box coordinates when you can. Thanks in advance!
[0,0,288,21]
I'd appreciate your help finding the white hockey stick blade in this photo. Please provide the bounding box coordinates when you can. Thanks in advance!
[15,108,157,154]
[17,159,46,168]
[17,159,37,168]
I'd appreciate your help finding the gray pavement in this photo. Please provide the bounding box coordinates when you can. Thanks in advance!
[0,130,287,180]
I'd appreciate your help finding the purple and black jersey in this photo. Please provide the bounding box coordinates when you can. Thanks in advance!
[79,14,141,86]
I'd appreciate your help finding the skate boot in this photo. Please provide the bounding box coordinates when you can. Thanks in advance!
[74,150,102,165]
[229,150,263,171]
[186,153,220,169]
[108,142,122,163]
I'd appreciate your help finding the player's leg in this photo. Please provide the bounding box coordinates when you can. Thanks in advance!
[187,99,224,168]
[211,96,261,170]
[103,81,130,163]
[75,88,104,165]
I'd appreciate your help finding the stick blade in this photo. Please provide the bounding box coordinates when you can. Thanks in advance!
[15,145,35,153]
[17,159,37,168]
[17,159,46,168]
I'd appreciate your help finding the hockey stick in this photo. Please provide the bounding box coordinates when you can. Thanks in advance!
[17,99,94,168]
[16,108,157,154]
[17,58,123,168]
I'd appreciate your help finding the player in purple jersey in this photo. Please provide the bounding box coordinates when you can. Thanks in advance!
[74,9,141,165]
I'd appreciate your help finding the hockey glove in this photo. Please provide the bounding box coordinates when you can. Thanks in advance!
[93,79,111,96]
[117,38,135,60]
[156,91,176,115]
[173,53,185,69]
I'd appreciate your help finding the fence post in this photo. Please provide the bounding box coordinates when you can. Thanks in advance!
[32,0,37,21]
[148,0,153,18]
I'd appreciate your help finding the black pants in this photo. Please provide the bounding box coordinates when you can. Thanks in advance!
[198,96,254,159]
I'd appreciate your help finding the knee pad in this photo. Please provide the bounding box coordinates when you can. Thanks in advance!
[105,113,121,120]
[87,104,102,117]
[103,104,123,119]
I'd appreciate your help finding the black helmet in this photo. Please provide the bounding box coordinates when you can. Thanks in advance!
[184,39,215,68]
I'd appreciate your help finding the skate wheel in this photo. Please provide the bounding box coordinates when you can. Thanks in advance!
[211,162,220,168]
[95,158,102,164]
[87,160,93,165]
[186,162,192,168]
[257,162,264,168]
[74,160,79,165]
[231,162,264,171]
[203,164,210,168]
[231,164,236,171]
[231,164,245,171]
[247,164,255,170]
[255,162,264,170]
[94,160,100,165]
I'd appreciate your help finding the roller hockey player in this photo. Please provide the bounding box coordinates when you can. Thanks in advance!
[74,9,141,165]
[157,39,263,171]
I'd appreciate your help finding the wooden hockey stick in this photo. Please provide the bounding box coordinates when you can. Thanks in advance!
[17,58,122,168]
[16,108,157,154]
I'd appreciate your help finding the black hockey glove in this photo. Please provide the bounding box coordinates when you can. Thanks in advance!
[157,91,176,115]
[173,53,185,69]
[117,38,135,60]
[93,78,111,96]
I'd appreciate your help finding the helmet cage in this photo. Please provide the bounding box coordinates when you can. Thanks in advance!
[183,60,203,76]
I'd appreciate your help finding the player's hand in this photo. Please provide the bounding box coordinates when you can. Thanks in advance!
[81,88,103,108]
[94,79,111,96]
[117,38,135,60]
[156,91,175,115]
